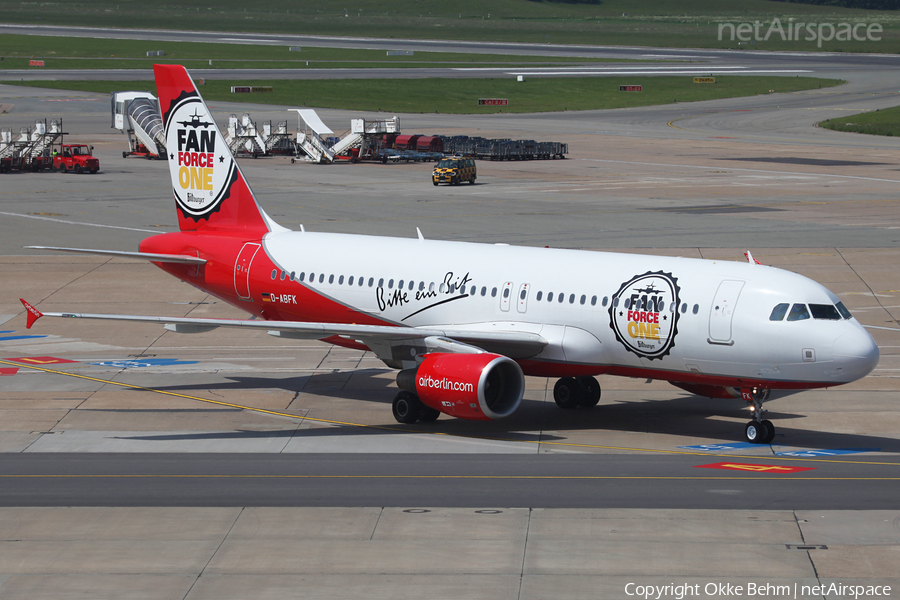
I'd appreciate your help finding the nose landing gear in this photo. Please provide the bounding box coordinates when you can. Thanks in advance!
[742,388,775,444]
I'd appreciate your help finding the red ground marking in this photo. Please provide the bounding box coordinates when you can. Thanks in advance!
[4,356,78,365]
[695,462,816,474]
[0,368,19,376]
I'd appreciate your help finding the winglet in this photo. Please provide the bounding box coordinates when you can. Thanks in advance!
[20,299,42,329]
[744,251,762,265]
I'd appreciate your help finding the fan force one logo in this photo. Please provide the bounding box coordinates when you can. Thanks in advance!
[609,271,680,360]
[165,96,235,220]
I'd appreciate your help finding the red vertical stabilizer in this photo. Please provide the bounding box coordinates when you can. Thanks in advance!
[153,64,272,235]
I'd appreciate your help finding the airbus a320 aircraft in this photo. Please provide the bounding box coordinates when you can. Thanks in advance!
[20,65,879,444]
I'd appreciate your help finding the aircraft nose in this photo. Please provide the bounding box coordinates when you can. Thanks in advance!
[833,327,880,380]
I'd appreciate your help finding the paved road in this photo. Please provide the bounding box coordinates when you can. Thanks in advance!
[3,453,899,508]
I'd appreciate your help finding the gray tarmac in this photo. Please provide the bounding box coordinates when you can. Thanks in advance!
[0,34,899,599]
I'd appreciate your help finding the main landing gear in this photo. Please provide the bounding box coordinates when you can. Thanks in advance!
[742,388,775,444]
[552,376,601,409]
[392,391,440,424]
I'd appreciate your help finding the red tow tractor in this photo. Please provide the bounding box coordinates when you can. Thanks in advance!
[53,144,100,174]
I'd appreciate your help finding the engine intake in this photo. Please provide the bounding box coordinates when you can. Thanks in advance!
[397,353,524,420]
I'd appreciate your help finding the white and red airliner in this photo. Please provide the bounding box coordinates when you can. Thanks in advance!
[20,65,879,444]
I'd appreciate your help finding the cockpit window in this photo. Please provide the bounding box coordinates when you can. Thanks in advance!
[769,303,789,321]
[836,302,852,320]
[810,304,841,320]
[786,303,811,322]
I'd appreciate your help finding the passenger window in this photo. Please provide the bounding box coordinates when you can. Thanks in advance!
[328,274,334,284]
[290,272,295,281]
[579,295,586,305]
[681,303,687,313]
[410,281,415,291]
[520,289,527,300]
[419,282,425,291]
[591,295,597,306]
[388,279,394,289]
[338,275,344,285]
[378,278,384,287]
[558,294,564,303]
[548,292,554,302]
[491,287,497,297]
[480,286,486,296]
[569,294,575,304]
[836,302,852,319]
[360,277,365,287]
[787,303,811,322]
[536,291,543,301]
[271,269,277,280]
[769,303,789,321]
[398,280,404,289]
[299,272,306,282]
[624,297,631,309]
[280,270,286,281]
[503,288,510,298]
[309,272,316,282]
[613,298,619,307]
[429,282,435,292]
[348,276,354,285]
[368,277,374,287]
[810,304,841,320]
[602,297,608,307]
[692,304,699,314]
[470,286,476,295]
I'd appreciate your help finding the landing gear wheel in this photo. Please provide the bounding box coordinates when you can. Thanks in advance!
[419,406,441,422]
[553,377,580,409]
[760,419,775,444]
[745,421,766,444]
[392,391,422,424]
[576,376,601,407]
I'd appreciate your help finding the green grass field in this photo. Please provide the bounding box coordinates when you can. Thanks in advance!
[0,34,618,71]
[0,0,898,52]
[4,76,844,114]
[820,106,900,137]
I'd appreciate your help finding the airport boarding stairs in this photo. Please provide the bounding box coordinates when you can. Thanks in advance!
[290,109,336,163]
[111,92,167,159]
[226,114,267,157]
[263,121,295,155]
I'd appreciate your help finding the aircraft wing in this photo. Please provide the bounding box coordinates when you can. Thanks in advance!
[19,299,547,358]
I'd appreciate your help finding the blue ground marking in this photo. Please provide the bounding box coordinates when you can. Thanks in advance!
[89,358,200,369]
[677,443,758,451]
[0,331,49,341]
[774,448,880,457]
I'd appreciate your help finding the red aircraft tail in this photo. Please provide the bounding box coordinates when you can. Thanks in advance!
[154,64,272,235]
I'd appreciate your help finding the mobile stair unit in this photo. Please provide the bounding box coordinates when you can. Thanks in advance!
[226,114,267,158]
[111,91,167,159]
[290,109,335,163]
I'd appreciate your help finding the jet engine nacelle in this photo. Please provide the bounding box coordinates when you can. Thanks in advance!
[401,353,524,420]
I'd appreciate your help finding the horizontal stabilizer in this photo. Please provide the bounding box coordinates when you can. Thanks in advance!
[25,246,206,265]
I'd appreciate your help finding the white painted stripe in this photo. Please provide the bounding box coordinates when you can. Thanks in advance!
[0,211,160,233]
[580,159,900,184]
